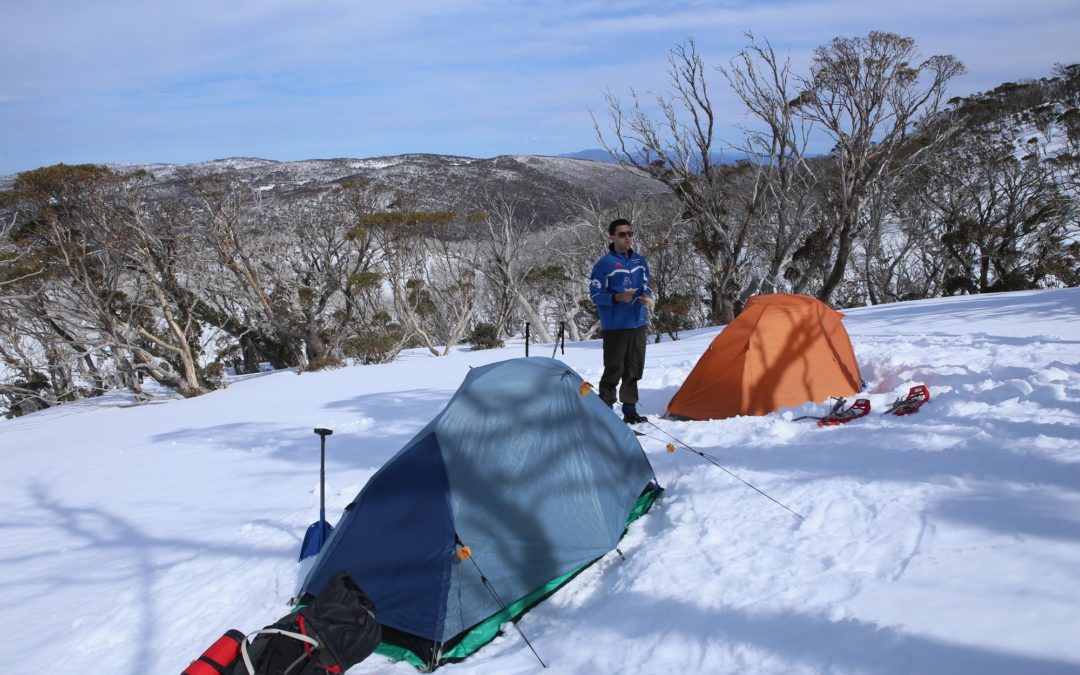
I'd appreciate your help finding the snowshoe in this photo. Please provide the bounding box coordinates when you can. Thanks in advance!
[884,384,930,416]
[794,397,871,427]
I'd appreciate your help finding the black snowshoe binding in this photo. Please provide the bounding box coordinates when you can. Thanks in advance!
[795,397,871,427]
[884,385,931,416]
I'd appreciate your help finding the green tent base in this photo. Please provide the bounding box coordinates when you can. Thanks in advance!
[375,486,662,670]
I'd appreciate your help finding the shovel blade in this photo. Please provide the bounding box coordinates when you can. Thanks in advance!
[299,519,334,561]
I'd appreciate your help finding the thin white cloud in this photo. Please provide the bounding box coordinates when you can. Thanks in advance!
[1,0,1077,174]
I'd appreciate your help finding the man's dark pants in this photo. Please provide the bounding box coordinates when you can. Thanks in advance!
[599,326,647,407]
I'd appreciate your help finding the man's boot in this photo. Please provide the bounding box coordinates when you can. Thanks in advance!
[622,403,648,424]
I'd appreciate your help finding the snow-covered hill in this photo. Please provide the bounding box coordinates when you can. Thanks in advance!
[947,66,1080,163]
[0,153,664,225]
[1,288,1078,674]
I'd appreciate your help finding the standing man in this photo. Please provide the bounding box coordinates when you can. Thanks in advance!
[590,218,654,424]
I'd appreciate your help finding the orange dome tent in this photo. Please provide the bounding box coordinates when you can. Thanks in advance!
[665,294,862,420]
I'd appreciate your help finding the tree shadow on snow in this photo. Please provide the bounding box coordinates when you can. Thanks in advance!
[148,389,455,471]
[320,387,449,420]
[842,288,1080,335]
[591,591,1080,674]
[2,481,294,675]
[930,491,1080,543]
[150,421,398,472]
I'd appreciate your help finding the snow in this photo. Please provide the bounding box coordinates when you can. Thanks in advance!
[2,288,1079,675]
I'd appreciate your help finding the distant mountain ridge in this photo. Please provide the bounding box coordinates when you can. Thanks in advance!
[557,147,752,166]
[1,154,667,224]
[557,149,618,163]
[4,65,1075,209]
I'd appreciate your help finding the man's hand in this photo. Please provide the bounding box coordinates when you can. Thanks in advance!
[614,290,635,303]
[639,295,654,309]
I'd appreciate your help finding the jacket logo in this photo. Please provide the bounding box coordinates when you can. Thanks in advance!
[615,263,623,269]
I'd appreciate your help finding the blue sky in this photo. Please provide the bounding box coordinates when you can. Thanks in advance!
[2,0,1078,176]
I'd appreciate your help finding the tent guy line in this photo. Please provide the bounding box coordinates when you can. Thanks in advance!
[640,421,806,521]
[460,545,548,669]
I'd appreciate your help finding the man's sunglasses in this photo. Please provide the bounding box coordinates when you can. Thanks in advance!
[614,231,635,238]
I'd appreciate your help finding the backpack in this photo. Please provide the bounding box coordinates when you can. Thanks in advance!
[183,571,380,675]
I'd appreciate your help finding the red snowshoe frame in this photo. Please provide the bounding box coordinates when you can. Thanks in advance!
[794,397,871,427]
[816,398,871,426]
[885,385,930,416]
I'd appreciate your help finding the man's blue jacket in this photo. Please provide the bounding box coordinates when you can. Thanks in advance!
[590,246,654,331]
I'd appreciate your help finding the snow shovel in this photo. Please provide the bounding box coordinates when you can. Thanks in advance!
[300,428,334,561]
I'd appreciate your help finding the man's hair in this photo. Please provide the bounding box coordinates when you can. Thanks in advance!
[608,218,632,235]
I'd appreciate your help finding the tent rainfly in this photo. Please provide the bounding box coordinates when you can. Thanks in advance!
[666,294,862,421]
[299,357,660,670]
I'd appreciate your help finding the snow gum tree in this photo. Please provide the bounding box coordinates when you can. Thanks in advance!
[182,172,310,370]
[269,180,394,369]
[594,39,756,324]
[372,209,479,356]
[919,132,1078,292]
[463,192,554,343]
[721,33,821,297]
[792,31,965,304]
[0,164,215,410]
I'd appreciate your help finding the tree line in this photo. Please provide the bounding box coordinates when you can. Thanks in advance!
[1,31,1077,417]
[595,32,1079,323]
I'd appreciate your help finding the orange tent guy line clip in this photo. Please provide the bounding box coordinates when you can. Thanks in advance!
[455,545,472,561]
[579,382,594,396]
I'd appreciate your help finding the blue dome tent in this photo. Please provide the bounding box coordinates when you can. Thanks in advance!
[299,357,660,669]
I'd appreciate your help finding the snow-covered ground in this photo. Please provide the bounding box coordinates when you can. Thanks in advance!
[1,288,1078,675]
